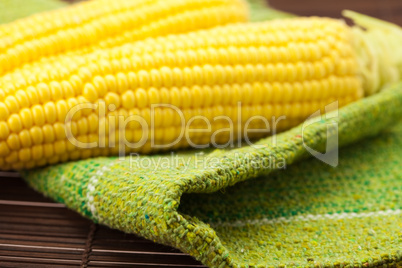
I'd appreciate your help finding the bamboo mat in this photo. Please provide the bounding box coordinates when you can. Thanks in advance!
[1,0,401,267]
[0,173,206,267]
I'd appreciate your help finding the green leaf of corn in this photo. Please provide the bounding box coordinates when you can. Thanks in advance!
[0,0,67,24]
[248,0,295,21]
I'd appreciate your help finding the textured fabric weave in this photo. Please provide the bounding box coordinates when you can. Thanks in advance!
[23,87,402,267]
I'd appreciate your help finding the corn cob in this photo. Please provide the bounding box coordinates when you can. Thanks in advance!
[0,16,371,170]
[343,11,402,95]
[0,0,248,75]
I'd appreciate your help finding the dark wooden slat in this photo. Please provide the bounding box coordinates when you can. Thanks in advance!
[0,205,80,220]
[0,222,91,236]
[0,233,86,246]
[0,250,82,260]
[0,228,88,239]
[0,172,20,178]
[0,239,85,249]
[0,209,76,221]
[269,0,402,26]
[0,260,77,268]
[0,215,88,227]
[0,256,81,266]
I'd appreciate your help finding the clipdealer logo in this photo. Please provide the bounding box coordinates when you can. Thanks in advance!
[302,101,339,167]
[63,99,340,167]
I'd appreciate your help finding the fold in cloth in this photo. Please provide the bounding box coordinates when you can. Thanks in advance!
[23,85,402,267]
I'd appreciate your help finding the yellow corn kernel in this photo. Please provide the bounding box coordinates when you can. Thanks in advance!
[0,0,248,75]
[0,17,364,170]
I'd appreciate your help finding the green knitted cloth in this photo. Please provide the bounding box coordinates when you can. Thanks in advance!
[3,1,402,267]
[22,87,402,267]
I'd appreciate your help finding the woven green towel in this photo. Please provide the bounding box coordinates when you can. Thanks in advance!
[23,86,402,267]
